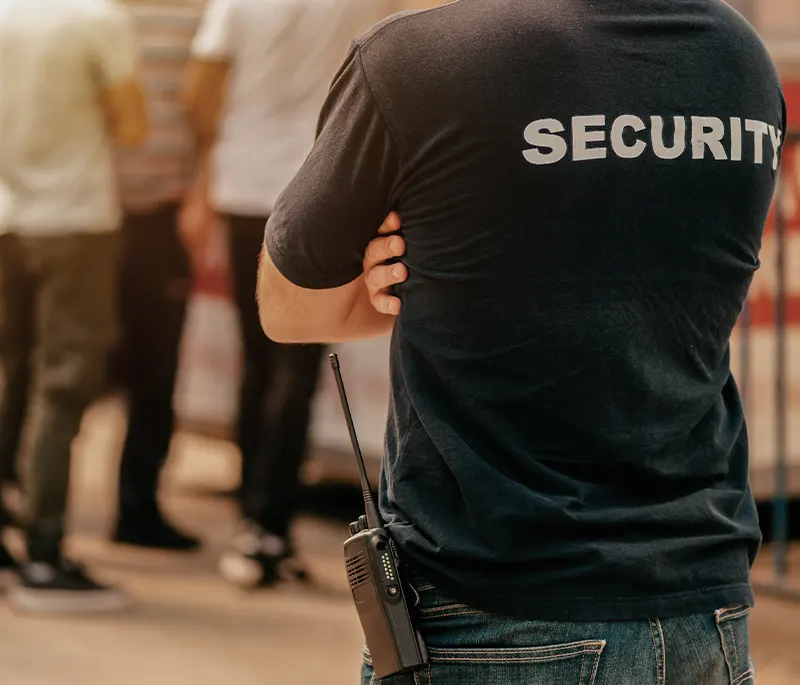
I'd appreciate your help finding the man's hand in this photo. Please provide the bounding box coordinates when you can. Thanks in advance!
[363,212,408,316]
[178,192,217,260]
[178,163,218,264]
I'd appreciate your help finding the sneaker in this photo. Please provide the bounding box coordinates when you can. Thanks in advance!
[113,511,200,552]
[8,558,131,614]
[218,522,307,589]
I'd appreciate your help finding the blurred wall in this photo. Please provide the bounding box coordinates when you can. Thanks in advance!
[753,0,800,76]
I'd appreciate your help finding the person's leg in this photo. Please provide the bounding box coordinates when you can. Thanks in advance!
[248,341,324,538]
[222,214,310,587]
[114,204,197,550]
[0,233,34,493]
[361,579,741,685]
[10,232,128,613]
[0,233,31,570]
[226,214,277,516]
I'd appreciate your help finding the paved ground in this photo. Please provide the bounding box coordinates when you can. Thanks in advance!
[1,400,799,684]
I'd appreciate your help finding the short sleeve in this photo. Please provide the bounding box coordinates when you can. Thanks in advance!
[264,46,403,289]
[191,0,237,60]
[88,2,138,87]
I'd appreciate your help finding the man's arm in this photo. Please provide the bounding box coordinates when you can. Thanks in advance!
[177,0,234,257]
[90,3,147,147]
[100,83,148,147]
[182,0,233,145]
[257,214,406,343]
[257,45,403,343]
[181,60,228,145]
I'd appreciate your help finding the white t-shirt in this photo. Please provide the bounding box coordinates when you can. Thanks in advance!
[191,0,401,216]
[0,0,137,235]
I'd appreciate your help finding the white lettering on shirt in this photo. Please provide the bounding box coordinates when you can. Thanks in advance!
[769,124,783,171]
[522,114,782,167]
[651,116,686,160]
[745,119,769,165]
[522,118,568,165]
[730,117,743,162]
[692,116,727,160]
[572,115,607,161]
[611,115,646,159]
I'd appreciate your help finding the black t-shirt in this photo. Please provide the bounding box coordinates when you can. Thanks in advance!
[265,0,786,620]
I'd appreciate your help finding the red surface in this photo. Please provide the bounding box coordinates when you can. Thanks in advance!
[786,80,800,129]
[746,78,800,327]
[194,266,229,298]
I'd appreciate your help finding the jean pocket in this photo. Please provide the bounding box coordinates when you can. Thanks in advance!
[716,607,755,685]
[421,640,606,685]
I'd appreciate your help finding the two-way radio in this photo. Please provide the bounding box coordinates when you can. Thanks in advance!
[329,353,429,681]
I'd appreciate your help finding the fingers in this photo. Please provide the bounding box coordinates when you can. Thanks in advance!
[366,261,407,294]
[364,212,406,316]
[363,233,406,270]
[365,262,407,316]
[371,292,402,316]
[378,211,401,235]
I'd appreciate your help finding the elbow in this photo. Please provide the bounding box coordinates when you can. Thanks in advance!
[257,287,328,344]
[258,308,315,344]
[258,307,291,343]
[256,250,341,344]
[256,273,309,344]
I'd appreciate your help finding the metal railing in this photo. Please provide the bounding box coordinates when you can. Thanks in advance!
[750,130,800,600]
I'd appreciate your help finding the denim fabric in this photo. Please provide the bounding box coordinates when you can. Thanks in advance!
[361,582,755,685]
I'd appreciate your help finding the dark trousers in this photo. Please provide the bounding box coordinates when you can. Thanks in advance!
[0,232,118,561]
[0,237,33,490]
[116,204,191,517]
[227,215,324,538]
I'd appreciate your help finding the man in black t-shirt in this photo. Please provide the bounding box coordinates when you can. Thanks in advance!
[257,1,785,683]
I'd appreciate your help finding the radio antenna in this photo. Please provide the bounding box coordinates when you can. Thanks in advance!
[329,353,382,530]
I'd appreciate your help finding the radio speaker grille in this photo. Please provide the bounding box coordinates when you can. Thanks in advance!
[346,553,370,589]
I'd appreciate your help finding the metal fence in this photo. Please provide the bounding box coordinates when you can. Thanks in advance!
[749,130,800,600]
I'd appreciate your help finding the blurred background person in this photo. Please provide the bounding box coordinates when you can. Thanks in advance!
[181,0,401,589]
[111,0,206,553]
[0,0,147,611]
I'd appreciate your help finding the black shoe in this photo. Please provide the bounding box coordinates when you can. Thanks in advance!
[0,542,14,566]
[0,542,17,587]
[113,512,200,551]
[9,558,130,613]
[218,521,307,589]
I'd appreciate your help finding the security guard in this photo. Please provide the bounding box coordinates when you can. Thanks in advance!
[257,1,785,682]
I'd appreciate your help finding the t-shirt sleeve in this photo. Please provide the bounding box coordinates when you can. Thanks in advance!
[88,2,138,87]
[191,0,237,60]
[264,46,403,290]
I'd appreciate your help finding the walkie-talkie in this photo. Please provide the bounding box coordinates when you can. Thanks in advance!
[329,353,428,680]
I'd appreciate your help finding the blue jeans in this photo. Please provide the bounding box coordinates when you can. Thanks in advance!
[361,580,755,685]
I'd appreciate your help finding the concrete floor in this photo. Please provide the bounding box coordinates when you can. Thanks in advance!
[1,400,799,684]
